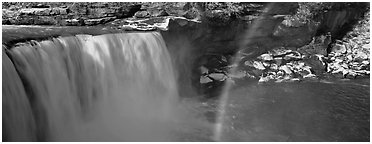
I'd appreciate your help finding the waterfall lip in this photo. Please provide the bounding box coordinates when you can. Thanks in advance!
[2,15,201,47]
[2,25,161,49]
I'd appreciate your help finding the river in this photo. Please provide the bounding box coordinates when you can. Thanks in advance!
[176,79,370,141]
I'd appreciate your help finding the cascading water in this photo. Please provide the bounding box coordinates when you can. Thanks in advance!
[3,32,180,141]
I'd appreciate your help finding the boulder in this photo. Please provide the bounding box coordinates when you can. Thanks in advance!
[258,75,271,83]
[251,69,263,77]
[149,9,169,17]
[279,65,292,74]
[354,51,368,61]
[270,63,279,70]
[252,61,266,70]
[331,43,347,54]
[283,52,302,61]
[258,53,273,61]
[134,11,151,18]
[258,74,275,83]
[262,62,270,67]
[228,70,247,79]
[274,57,283,65]
[303,56,325,75]
[271,47,293,56]
[208,73,227,81]
[200,76,213,84]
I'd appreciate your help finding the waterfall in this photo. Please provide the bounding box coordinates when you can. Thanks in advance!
[3,32,179,141]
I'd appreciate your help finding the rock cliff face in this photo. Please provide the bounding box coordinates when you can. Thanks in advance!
[2,2,142,26]
[2,2,370,97]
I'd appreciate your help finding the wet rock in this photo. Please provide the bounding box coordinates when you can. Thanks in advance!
[277,70,285,77]
[204,9,233,26]
[32,3,50,8]
[270,63,279,70]
[331,43,347,54]
[298,65,313,76]
[362,44,369,50]
[354,51,368,61]
[50,7,68,15]
[65,18,84,26]
[20,8,51,16]
[200,76,213,84]
[355,70,370,75]
[303,56,325,75]
[84,17,115,26]
[251,69,263,77]
[183,8,200,20]
[262,62,270,67]
[288,78,301,82]
[361,60,369,65]
[274,57,283,65]
[279,65,292,74]
[208,73,227,81]
[303,73,316,78]
[258,54,273,61]
[346,55,353,61]
[334,58,343,63]
[244,61,254,67]
[283,52,302,61]
[134,11,151,18]
[114,4,142,18]
[228,70,247,79]
[252,61,266,70]
[85,18,103,26]
[33,16,57,25]
[200,66,209,74]
[258,75,271,83]
[271,47,292,56]
[331,65,348,76]
[148,9,169,17]
[115,16,197,31]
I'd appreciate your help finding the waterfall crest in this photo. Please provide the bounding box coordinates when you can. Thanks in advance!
[3,32,179,141]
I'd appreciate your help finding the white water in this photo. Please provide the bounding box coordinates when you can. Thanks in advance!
[3,32,180,141]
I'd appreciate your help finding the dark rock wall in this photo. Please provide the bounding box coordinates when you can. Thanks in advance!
[315,2,369,40]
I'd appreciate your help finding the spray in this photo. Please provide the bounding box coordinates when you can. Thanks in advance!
[212,4,275,141]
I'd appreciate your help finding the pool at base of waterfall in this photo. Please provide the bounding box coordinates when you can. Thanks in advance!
[174,78,369,142]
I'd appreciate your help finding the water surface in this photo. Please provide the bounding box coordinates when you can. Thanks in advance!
[179,79,370,142]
